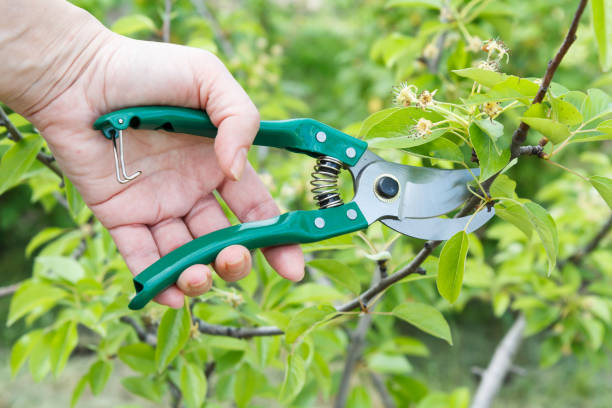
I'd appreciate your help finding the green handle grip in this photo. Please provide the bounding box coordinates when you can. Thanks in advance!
[128,202,368,310]
[93,106,367,166]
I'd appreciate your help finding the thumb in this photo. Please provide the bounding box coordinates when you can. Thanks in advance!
[202,62,260,181]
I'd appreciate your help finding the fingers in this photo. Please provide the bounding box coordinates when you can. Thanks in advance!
[184,194,252,282]
[150,217,213,300]
[199,59,260,181]
[218,164,305,281]
[109,224,184,309]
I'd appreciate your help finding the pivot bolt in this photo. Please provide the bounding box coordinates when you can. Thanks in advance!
[375,176,400,200]
[314,217,325,228]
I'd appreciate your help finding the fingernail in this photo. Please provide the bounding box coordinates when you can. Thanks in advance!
[230,148,248,181]
[188,278,207,290]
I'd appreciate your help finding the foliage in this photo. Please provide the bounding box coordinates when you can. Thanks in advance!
[1,0,611,407]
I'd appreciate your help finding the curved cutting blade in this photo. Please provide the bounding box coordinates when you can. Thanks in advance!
[380,207,495,241]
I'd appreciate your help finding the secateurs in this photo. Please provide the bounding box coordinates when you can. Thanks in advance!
[94,106,495,310]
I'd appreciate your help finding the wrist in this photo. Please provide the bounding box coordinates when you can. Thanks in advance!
[0,0,111,119]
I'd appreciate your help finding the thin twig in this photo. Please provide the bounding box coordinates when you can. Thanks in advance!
[120,316,158,346]
[190,0,234,57]
[469,314,526,408]
[195,318,282,338]
[0,105,63,179]
[517,145,545,157]
[562,214,612,268]
[0,282,21,297]
[162,0,172,43]
[510,0,589,157]
[335,264,384,408]
[370,372,397,408]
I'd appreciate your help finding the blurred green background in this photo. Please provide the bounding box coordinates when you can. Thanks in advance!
[1,0,611,407]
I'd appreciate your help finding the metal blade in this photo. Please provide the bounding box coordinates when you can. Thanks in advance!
[380,207,495,241]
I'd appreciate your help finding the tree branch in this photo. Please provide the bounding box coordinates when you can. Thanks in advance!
[564,214,612,267]
[469,314,526,408]
[190,0,235,57]
[120,316,158,346]
[162,0,172,43]
[0,282,21,298]
[0,105,63,179]
[335,263,384,408]
[370,372,397,408]
[195,318,282,338]
[510,0,589,157]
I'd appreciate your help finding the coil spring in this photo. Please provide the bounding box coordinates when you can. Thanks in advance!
[310,156,344,209]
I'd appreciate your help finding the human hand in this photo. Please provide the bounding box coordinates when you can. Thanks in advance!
[19,15,304,308]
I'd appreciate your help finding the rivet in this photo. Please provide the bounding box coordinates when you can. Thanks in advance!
[118,118,124,124]
[346,147,356,158]
[316,131,327,142]
[346,209,357,220]
[314,217,325,229]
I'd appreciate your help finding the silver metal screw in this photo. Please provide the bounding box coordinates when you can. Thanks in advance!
[314,217,325,229]
[346,147,356,158]
[316,131,327,142]
[346,209,357,220]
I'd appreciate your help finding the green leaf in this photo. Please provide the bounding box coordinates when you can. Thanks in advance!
[520,117,570,144]
[347,386,372,408]
[361,107,443,140]
[464,76,539,105]
[359,108,401,137]
[88,360,112,395]
[551,97,583,126]
[590,175,612,208]
[406,137,464,162]
[452,68,508,87]
[490,174,516,199]
[121,376,165,403]
[523,103,547,119]
[180,360,207,408]
[524,306,560,336]
[118,343,156,374]
[0,133,44,195]
[307,259,360,293]
[367,352,412,374]
[494,202,533,238]
[283,283,344,305]
[25,227,65,257]
[71,373,89,408]
[234,363,256,408]
[470,123,510,180]
[493,292,510,317]
[582,317,605,350]
[475,119,505,154]
[367,128,448,149]
[591,0,612,71]
[392,303,452,344]
[596,119,612,136]
[285,305,335,344]
[386,0,443,8]
[10,330,41,377]
[7,281,67,326]
[111,15,157,37]
[155,305,191,371]
[29,330,53,382]
[581,88,612,121]
[50,321,78,375]
[437,231,469,304]
[64,177,86,220]
[523,201,558,275]
[35,256,85,284]
[280,354,306,404]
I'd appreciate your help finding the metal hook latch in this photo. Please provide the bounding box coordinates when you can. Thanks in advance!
[111,129,141,184]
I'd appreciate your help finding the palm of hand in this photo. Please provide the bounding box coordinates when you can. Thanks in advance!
[30,33,304,308]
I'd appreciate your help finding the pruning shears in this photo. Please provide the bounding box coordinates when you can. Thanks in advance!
[94,106,494,310]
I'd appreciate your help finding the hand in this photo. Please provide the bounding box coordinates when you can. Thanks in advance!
[26,27,304,308]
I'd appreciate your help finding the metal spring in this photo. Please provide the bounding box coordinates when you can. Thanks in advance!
[310,156,344,209]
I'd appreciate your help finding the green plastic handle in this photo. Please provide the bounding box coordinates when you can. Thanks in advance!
[128,202,368,310]
[93,106,367,166]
